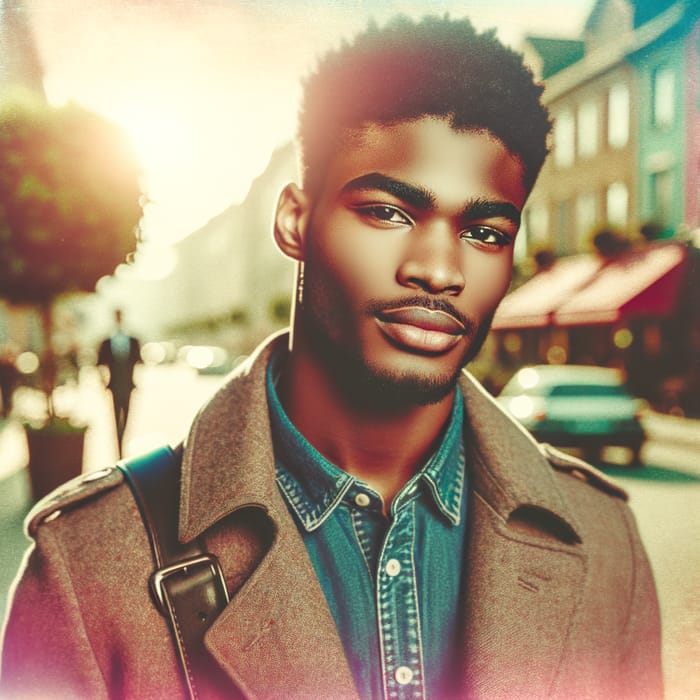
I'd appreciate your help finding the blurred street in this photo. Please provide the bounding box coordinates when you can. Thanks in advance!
[1,362,699,698]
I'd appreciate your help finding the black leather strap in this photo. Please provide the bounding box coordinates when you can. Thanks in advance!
[118,445,230,699]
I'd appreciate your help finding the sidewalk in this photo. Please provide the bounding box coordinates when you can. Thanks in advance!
[0,461,31,623]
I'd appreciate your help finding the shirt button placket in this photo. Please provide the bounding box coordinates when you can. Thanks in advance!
[377,505,424,699]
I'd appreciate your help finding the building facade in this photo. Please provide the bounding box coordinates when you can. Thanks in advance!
[139,143,297,353]
[523,0,698,256]
[487,0,700,415]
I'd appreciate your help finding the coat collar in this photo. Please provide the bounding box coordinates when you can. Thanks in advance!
[457,369,582,540]
[179,331,288,542]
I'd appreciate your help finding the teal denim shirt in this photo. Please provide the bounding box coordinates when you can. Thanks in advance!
[267,353,467,699]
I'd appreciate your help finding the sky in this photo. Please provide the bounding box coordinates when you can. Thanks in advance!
[24,0,595,268]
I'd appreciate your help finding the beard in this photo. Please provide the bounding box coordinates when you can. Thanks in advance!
[299,288,494,412]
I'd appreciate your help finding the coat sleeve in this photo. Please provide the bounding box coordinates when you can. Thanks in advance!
[617,502,664,700]
[0,529,110,700]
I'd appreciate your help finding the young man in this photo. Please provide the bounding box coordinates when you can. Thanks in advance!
[1,16,661,700]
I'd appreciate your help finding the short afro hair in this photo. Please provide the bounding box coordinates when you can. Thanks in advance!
[298,15,551,196]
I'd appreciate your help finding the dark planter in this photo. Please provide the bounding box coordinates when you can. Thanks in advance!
[25,425,86,501]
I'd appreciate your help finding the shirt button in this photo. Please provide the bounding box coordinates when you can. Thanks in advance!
[385,559,401,577]
[354,492,371,507]
[395,666,413,685]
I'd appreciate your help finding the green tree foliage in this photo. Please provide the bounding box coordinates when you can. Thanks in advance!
[0,93,143,304]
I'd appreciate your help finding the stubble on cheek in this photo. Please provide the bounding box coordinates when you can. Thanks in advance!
[299,278,496,409]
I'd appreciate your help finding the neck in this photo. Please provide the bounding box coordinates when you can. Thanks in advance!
[279,335,455,508]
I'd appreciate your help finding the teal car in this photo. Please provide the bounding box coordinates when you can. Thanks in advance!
[497,365,647,465]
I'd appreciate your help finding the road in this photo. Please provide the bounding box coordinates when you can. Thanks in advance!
[1,363,699,698]
[605,413,700,700]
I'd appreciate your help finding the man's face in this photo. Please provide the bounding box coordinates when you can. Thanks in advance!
[297,117,528,407]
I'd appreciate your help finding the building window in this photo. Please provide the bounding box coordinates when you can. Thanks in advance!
[606,182,629,226]
[556,199,570,254]
[653,66,675,129]
[577,101,598,158]
[524,201,549,245]
[651,170,673,227]
[608,83,630,148]
[554,109,575,168]
[576,192,597,243]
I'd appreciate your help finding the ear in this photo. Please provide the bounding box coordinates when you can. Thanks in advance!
[274,183,311,262]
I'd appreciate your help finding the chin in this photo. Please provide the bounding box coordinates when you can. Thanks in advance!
[361,318,491,407]
[301,307,493,411]
[364,364,463,408]
[326,343,468,411]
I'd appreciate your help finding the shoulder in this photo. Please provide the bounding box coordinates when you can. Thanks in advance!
[457,370,629,505]
[539,442,629,502]
[538,443,645,565]
[26,466,126,538]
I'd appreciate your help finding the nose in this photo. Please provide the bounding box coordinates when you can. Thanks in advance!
[396,225,465,295]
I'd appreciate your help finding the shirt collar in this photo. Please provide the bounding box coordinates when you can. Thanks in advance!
[266,346,465,532]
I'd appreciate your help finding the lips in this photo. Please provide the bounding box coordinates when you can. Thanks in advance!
[375,306,466,354]
[379,307,466,333]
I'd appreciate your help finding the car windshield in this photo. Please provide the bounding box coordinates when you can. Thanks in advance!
[547,384,629,398]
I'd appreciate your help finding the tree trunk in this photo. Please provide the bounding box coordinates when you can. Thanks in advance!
[39,302,57,419]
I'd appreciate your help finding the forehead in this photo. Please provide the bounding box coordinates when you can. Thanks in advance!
[320,117,528,208]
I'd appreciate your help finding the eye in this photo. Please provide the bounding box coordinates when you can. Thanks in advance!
[460,225,512,249]
[355,205,413,226]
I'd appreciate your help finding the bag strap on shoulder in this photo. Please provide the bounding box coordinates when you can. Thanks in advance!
[118,445,230,699]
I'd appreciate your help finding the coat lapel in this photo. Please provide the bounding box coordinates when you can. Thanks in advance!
[460,490,587,697]
[203,509,359,699]
[457,373,588,698]
[178,332,358,699]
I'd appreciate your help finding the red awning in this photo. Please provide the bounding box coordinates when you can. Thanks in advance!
[553,243,687,326]
[492,255,601,330]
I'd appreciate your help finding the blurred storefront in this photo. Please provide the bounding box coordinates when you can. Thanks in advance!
[491,241,700,415]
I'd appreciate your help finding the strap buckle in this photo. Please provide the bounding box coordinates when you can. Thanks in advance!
[150,553,230,615]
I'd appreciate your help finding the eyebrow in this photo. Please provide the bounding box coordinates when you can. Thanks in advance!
[340,172,521,227]
[462,198,522,228]
[340,173,435,209]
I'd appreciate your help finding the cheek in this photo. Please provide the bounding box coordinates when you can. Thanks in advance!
[462,251,513,312]
[306,215,401,299]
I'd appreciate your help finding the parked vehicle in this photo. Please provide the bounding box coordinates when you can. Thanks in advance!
[497,365,646,465]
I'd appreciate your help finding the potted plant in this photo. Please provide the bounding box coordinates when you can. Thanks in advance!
[0,90,143,499]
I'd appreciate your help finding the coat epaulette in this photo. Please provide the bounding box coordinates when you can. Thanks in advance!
[26,466,124,537]
[539,443,629,502]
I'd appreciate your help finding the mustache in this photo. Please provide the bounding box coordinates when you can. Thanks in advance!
[365,296,477,334]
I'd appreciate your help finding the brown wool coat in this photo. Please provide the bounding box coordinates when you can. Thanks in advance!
[0,332,662,699]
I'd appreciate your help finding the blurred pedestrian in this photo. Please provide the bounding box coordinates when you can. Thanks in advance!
[97,309,141,455]
[1,15,662,700]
